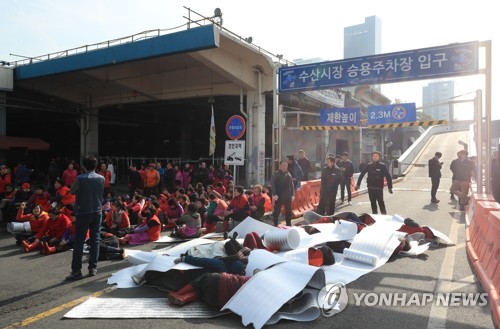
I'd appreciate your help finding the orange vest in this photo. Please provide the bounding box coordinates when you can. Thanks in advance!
[146,215,161,241]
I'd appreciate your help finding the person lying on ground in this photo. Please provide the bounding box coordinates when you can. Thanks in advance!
[168,272,251,307]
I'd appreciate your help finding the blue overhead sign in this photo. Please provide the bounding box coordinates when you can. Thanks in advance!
[320,108,360,126]
[367,103,417,125]
[279,42,478,92]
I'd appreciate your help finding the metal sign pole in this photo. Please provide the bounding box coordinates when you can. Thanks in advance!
[233,165,236,196]
[482,40,492,193]
[475,89,483,193]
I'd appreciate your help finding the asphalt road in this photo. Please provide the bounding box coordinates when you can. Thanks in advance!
[0,131,495,329]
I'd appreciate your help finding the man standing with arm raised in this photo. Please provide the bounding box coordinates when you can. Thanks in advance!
[66,156,105,281]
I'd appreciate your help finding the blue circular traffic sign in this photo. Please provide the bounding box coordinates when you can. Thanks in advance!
[226,115,246,140]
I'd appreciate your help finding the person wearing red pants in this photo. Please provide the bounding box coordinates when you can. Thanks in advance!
[168,272,250,307]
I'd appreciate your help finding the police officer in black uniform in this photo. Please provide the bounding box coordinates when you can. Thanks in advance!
[317,154,342,215]
[356,151,393,215]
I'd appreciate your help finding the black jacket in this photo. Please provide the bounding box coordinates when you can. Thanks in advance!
[428,158,442,178]
[452,158,475,182]
[271,170,294,199]
[320,165,342,194]
[338,160,354,181]
[357,161,393,190]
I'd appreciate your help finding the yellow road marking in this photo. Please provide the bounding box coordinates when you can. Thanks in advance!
[2,286,116,329]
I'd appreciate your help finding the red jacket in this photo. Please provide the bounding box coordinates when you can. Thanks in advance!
[28,193,52,212]
[16,209,49,234]
[228,194,250,213]
[105,210,130,229]
[36,214,71,240]
[0,173,12,194]
[98,170,112,188]
[62,169,78,186]
[56,185,76,205]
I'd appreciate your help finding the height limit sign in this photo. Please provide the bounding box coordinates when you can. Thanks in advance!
[224,140,245,166]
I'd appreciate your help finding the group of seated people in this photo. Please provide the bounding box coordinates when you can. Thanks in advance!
[103,181,274,245]
[2,169,276,258]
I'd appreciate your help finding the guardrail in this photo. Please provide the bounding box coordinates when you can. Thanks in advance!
[395,122,471,176]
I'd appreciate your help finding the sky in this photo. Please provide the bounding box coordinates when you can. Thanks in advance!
[1,0,497,120]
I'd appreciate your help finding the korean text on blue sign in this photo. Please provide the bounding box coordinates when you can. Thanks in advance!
[320,108,360,126]
[279,42,478,92]
[367,103,417,125]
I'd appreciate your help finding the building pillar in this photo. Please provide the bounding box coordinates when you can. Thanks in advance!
[0,91,6,136]
[80,108,99,158]
[246,88,266,186]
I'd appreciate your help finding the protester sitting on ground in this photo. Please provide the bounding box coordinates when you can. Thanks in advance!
[206,185,222,199]
[177,194,190,212]
[195,197,207,226]
[214,182,226,196]
[2,183,32,222]
[27,185,52,213]
[0,165,13,199]
[0,184,15,220]
[224,186,250,230]
[248,184,269,221]
[13,203,49,245]
[163,198,184,231]
[119,204,161,245]
[195,182,205,197]
[103,200,130,238]
[171,203,202,239]
[186,187,199,203]
[52,178,76,206]
[126,195,143,226]
[204,193,228,234]
[22,206,71,253]
[40,206,83,255]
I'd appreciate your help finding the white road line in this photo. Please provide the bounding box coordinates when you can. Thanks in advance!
[427,210,461,329]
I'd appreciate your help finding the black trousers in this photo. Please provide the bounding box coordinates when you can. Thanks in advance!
[316,190,337,216]
[431,176,440,200]
[340,179,352,202]
[368,188,386,214]
[273,197,292,226]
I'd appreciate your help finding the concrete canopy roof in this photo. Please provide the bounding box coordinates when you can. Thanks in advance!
[14,24,275,109]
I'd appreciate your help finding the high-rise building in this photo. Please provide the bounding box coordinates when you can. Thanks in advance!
[422,81,455,121]
[343,16,381,59]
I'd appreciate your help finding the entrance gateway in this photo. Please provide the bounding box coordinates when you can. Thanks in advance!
[275,41,492,193]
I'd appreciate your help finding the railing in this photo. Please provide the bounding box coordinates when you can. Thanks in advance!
[13,7,291,68]
[93,155,278,186]
[395,122,472,176]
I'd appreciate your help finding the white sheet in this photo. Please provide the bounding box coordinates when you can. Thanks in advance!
[64,297,229,318]
[222,259,325,329]
[229,216,275,237]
